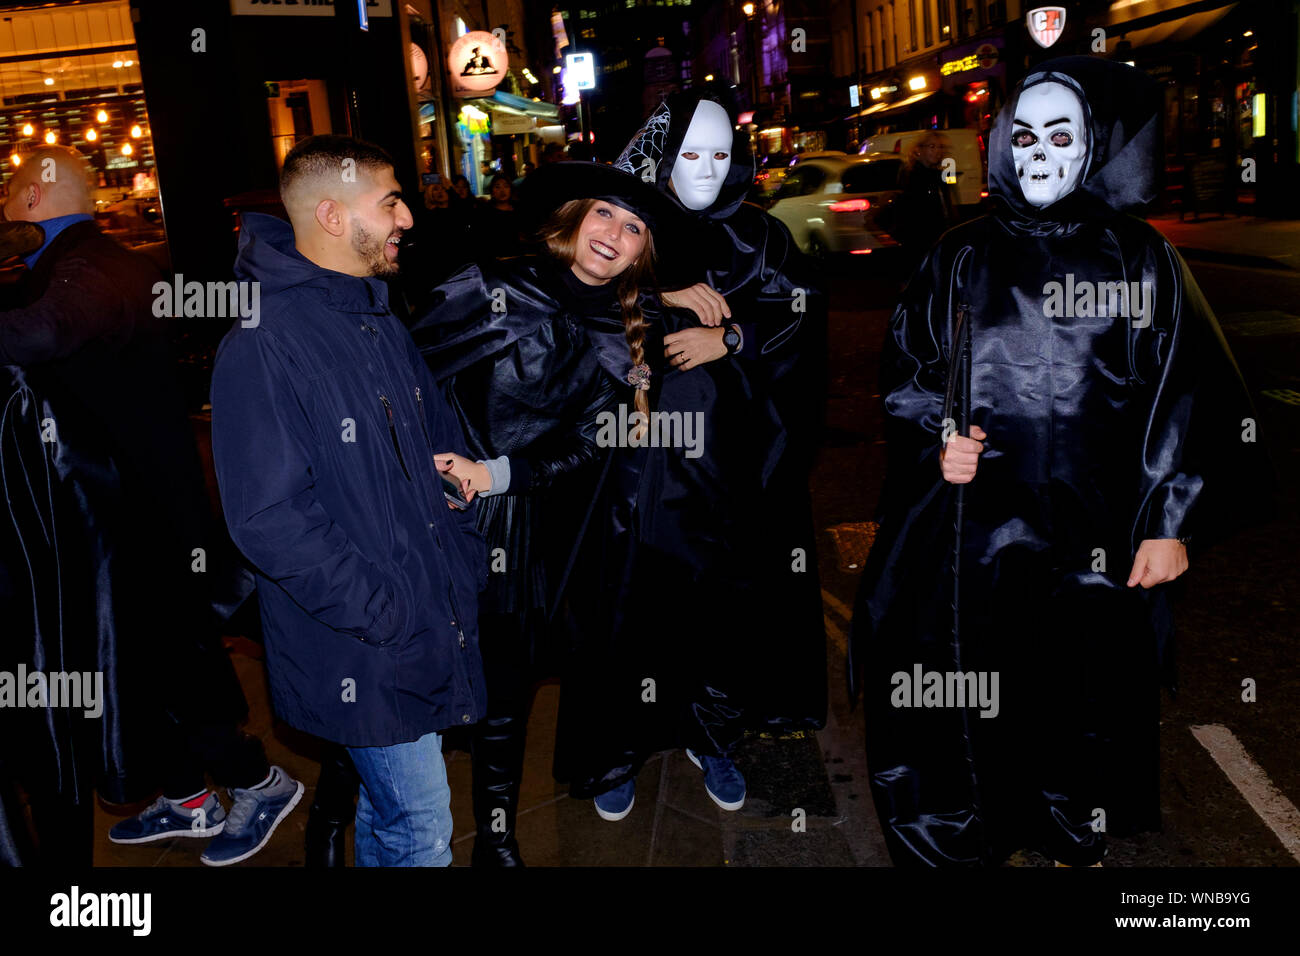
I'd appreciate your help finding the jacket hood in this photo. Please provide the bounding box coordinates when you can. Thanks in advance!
[614,84,755,221]
[988,57,1161,225]
[233,211,389,309]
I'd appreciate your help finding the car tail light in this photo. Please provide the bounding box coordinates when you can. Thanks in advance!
[980,190,989,198]
[850,249,873,254]
[829,198,870,213]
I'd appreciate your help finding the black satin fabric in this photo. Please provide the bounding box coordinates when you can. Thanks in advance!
[692,205,830,732]
[1,225,250,864]
[553,301,785,794]
[850,57,1270,867]
[409,256,628,624]
[0,367,123,865]
[0,363,256,865]
[617,87,831,731]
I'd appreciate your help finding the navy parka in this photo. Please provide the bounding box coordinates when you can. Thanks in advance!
[211,213,487,747]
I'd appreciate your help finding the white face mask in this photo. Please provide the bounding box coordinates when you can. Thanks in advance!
[669,100,733,211]
[1011,81,1088,207]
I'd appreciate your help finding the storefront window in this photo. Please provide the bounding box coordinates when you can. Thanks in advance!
[266,80,331,170]
[0,0,163,248]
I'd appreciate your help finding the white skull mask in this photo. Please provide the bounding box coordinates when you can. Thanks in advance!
[1011,81,1089,207]
[669,100,733,211]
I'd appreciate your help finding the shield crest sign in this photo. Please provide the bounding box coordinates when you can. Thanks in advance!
[1026,6,1066,49]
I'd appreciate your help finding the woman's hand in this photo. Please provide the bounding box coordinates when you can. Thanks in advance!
[1127,539,1189,588]
[661,283,732,327]
[664,327,728,370]
[435,452,490,503]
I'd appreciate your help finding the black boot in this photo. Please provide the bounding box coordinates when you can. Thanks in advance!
[305,743,359,867]
[470,713,528,867]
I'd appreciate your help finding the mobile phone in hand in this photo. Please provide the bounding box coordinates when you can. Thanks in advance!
[442,470,471,510]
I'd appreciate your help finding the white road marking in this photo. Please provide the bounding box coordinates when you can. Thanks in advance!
[1190,723,1300,863]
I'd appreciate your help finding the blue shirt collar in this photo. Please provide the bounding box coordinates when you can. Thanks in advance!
[24,213,94,269]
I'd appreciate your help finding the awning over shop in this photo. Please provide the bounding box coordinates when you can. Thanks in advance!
[460,89,561,137]
[845,90,938,122]
[470,89,560,121]
[1104,0,1237,51]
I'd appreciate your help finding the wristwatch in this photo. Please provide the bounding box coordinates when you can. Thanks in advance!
[722,324,742,355]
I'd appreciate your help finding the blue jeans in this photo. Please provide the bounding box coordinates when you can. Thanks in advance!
[346,731,452,867]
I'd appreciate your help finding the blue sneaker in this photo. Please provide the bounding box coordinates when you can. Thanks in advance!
[109,791,226,844]
[200,766,304,867]
[685,749,746,811]
[593,779,636,822]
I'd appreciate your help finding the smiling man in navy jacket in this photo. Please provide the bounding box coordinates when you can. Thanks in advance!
[211,135,488,866]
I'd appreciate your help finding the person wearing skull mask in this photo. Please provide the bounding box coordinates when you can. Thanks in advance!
[849,58,1269,867]
[551,87,828,822]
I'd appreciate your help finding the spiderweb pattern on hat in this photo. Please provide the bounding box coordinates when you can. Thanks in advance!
[614,101,671,183]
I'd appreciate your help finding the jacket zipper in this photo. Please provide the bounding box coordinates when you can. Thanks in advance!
[368,323,476,716]
[414,386,436,453]
[379,393,413,482]
[420,389,466,653]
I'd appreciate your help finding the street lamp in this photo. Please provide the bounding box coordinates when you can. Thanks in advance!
[742,2,760,111]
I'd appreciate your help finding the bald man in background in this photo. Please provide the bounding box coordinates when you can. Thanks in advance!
[0,145,289,866]
[210,135,488,866]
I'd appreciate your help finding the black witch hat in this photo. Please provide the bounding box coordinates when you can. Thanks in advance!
[514,161,691,250]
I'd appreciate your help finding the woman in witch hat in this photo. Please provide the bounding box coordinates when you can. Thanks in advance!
[549,86,829,823]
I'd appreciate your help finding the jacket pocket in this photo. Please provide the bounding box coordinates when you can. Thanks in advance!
[379,393,413,482]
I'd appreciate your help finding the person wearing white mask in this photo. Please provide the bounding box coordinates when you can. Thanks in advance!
[556,87,828,826]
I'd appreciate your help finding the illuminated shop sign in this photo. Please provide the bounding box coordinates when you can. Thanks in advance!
[449,31,507,96]
[941,43,1001,76]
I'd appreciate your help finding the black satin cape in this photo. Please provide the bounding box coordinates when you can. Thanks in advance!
[614,85,829,731]
[553,299,795,796]
[409,257,629,633]
[849,58,1271,867]
[0,365,249,865]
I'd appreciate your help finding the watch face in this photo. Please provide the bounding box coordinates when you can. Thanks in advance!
[724,329,740,350]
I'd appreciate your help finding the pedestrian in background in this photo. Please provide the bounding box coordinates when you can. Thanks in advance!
[398,179,473,311]
[472,173,524,258]
[893,131,958,275]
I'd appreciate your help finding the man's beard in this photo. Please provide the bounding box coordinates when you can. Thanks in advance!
[351,218,399,277]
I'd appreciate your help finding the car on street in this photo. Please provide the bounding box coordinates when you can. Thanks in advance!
[765,153,905,257]
[857,128,987,209]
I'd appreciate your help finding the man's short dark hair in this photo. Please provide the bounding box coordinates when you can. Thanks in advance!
[279,135,395,207]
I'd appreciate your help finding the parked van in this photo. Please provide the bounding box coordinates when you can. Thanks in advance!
[858,128,987,209]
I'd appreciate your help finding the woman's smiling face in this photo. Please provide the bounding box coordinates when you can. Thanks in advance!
[569,200,649,285]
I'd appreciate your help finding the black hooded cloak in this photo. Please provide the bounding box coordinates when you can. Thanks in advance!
[610,86,828,732]
[409,255,632,630]
[849,58,1269,867]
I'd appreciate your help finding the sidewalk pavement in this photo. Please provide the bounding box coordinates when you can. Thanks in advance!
[93,626,881,867]
[1147,214,1300,271]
